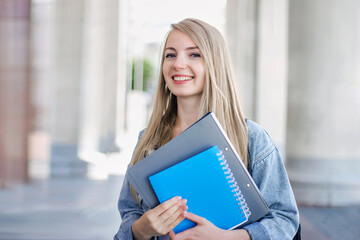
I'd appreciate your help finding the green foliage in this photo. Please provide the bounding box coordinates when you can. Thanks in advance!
[131,58,154,91]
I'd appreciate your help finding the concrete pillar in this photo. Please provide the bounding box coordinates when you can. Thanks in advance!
[77,0,120,179]
[50,0,87,177]
[226,0,258,119]
[0,0,32,187]
[78,0,107,160]
[99,0,120,154]
[256,0,288,154]
[116,0,129,149]
[28,0,55,179]
[286,0,360,206]
[226,0,288,154]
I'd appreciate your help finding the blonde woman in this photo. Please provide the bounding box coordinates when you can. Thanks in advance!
[114,18,299,240]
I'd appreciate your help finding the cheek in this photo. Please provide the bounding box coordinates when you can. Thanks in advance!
[198,65,206,80]
[200,68,206,88]
[162,66,172,86]
[162,63,170,77]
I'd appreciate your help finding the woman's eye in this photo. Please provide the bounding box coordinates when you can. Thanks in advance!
[165,53,176,58]
[190,53,201,58]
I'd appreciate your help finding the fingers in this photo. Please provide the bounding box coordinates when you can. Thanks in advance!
[154,196,183,216]
[158,198,187,232]
[143,196,187,236]
[183,211,206,225]
[168,230,176,240]
[159,198,187,223]
[165,203,188,230]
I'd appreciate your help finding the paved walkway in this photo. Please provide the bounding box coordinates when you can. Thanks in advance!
[0,176,359,240]
[0,176,124,240]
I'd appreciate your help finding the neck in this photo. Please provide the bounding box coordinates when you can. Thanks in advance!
[173,95,201,138]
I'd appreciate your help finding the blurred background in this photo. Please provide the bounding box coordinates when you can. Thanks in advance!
[0,0,359,239]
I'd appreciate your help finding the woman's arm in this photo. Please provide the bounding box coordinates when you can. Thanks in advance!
[132,196,187,240]
[243,120,299,240]
[114,130,188,240]
[243,147,299,240]
[167,121,299,240]
[169,212,251,240]
[114,130,146,240]
[169,121,299,240]
[114,173,145,240]
[114,172,187,240]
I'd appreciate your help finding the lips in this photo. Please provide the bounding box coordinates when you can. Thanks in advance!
[173,76,194,81]
[172,75,194,84]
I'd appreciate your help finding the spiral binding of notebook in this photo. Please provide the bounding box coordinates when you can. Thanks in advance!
[217,150,251,218]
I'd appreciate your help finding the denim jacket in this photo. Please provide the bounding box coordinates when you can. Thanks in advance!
[114,120,299,240]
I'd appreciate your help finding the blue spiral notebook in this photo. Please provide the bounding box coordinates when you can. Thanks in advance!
[128,112,269,230]
[149,145,250,234]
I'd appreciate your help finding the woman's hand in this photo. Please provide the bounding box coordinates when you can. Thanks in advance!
[132,196,188,240]
[168,212,251,240]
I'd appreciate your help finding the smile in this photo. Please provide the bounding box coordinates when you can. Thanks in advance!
[172,76,194,81]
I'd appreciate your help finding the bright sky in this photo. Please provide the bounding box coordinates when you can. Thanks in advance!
[129,0,227,44]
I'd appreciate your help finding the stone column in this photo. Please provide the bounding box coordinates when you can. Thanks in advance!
[77,0,120,179]
[0,0,32,187]
[226,0,289,154]
[256,0,288,155]
[286,0,360,206]
[99,0,120,154]
[28,0,55,179]
[226,0,258,119]
[50,0,87,177]
[116,0,129,149]
[78,0,107,161]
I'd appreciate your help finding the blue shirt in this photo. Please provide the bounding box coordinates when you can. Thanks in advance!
[114,120,299,240]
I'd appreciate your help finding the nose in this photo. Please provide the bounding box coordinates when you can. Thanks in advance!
[173,54,187,70]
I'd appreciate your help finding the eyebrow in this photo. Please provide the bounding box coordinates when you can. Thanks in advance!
[164,46,199,51]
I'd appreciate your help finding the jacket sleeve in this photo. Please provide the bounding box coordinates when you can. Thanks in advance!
[114,130,151,240]
[243,121,299,240]
[114,172,144,240]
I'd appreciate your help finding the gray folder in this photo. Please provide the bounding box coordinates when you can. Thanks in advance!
[127,112,269,226]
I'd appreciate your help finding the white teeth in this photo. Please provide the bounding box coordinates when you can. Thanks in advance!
[173,76,193,81]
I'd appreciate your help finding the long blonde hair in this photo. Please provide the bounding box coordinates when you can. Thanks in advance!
[129,18,248,202]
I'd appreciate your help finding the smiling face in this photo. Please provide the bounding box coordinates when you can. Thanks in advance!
[162,29,206,99]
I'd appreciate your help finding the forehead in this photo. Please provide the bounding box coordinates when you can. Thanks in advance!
[165,29,198,49]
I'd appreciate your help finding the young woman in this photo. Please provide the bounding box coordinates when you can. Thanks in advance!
[114,18,299,240]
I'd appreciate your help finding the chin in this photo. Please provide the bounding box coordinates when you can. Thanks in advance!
[171,92,202,99]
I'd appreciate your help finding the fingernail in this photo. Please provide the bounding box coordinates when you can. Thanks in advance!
[176,196,182,200]
[182,199,187,204]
